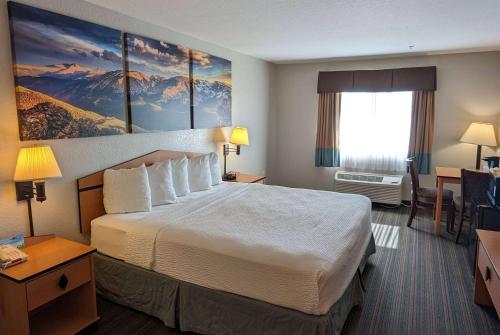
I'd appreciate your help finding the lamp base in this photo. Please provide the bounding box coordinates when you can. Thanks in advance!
[222,172,237,181]
[475,144,482,170]
[222,144,241,177]
[15,181,35,237]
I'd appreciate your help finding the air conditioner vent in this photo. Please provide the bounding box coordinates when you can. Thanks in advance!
[334,171,403,205]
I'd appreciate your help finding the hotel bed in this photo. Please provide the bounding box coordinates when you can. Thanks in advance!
[78,150,375,335]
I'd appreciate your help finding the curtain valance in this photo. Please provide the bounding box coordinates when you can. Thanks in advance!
[317,66,436,93]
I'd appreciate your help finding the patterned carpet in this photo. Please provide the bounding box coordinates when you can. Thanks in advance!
[343,205,500,334]
[90,206,500,335]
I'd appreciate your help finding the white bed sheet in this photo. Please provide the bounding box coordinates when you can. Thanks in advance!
[91,182,372,315]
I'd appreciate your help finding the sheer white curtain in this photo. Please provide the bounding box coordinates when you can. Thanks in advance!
[339,91,412,172]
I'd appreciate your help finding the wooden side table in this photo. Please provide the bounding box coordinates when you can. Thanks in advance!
[474,229,500,318]
[229,173,266,184]
[0,236,98,334]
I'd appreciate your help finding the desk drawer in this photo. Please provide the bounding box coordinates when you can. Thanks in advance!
[477,241,500,315]
[26,257,91,311]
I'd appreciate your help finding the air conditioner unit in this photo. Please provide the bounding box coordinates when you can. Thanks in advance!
[334,171,403,205]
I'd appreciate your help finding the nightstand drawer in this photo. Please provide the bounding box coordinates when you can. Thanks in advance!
[26,257,91,311]
[477,241,500,315]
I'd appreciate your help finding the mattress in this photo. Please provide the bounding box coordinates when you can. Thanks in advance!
[91,182,372,315]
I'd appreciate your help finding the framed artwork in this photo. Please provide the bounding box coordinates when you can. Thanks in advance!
[191,50,232,129]
[8,2,126,140]
[124,33,191,132]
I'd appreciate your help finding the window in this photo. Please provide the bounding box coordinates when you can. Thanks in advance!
[339,91,412,172]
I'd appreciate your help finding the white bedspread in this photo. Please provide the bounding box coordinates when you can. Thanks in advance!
[91,182,372,315]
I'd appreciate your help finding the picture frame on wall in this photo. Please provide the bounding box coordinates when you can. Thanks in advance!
[8,2,233,140]
[124,33,191,132]
[191,50,232,129]
[8,2,127,140]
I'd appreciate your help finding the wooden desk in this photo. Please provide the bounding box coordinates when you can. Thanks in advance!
[434,167,461,235]
[434,167,487,235]
[474,230,500,318]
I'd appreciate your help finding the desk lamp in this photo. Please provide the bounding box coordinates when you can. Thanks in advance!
[460,122,497,169]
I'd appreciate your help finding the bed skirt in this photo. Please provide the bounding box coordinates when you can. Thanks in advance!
[94,235,376,335]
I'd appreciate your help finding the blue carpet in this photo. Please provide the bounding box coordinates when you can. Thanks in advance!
[343,205,500,334]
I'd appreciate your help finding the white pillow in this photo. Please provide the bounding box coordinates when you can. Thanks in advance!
[146,160,176,206]
[103,164,152,214]
[188,155,212,192]
[171,156,190,196]
[208,152,223,186]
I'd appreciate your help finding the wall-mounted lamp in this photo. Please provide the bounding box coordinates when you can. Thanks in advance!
[460,122,497,169]
[223,127,249,180]
[13,145,62,236]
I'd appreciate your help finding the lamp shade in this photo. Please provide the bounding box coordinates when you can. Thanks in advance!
[230,127,249,145]
[460,122,497,147]
[14,146,62,181]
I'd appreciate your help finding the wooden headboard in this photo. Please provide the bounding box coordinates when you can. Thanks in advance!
[77,150,203,234]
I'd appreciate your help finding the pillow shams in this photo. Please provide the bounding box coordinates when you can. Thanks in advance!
[208,152,223,185]
[171,156,190,196]
[146,160,177,206]
[188,155,212,192]
[103,164,152,214]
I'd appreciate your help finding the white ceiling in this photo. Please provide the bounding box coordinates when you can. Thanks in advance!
[84,0,500,63]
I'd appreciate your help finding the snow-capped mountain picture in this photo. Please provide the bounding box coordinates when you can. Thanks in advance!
[8,2,126,140]
[125,33,191,132]
[192,50,232,129]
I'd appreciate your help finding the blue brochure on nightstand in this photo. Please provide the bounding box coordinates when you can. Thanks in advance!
[0,234,25,248]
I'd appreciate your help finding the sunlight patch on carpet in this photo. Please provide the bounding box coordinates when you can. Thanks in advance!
[371,223,399,249]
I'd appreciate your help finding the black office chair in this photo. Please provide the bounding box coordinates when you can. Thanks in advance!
[454,169,490,243]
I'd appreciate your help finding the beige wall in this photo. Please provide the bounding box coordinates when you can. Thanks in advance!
[268,52,500,197]
[1,1,498,241]
[0,0,275,240]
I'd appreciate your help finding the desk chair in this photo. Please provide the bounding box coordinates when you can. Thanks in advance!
[454,169,490,243]
[407,158,455,231]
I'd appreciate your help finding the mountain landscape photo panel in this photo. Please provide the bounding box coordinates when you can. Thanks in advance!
[125,33,191,132]
[8,2,127,140]
[192,50,232,129]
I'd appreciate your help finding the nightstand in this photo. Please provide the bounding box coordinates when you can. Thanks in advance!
[0,236,98,334]
[231,173,266,184]
[474,230,500,317]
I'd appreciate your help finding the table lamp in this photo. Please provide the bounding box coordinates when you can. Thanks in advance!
[223,127,249,180]
[460,122,497,169]
[14,145,62,236]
